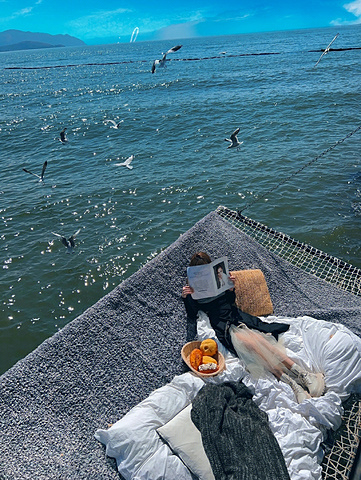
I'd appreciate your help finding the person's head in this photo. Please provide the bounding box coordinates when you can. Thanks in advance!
[217,265,224,277]
[189,251,211,266]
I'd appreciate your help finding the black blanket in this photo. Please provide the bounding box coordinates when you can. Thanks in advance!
[191,381,291,480]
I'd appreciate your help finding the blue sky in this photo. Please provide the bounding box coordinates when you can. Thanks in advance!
[1,0,360,44]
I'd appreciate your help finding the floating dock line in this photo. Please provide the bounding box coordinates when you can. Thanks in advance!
[4,47,360,70]
[4,51,280,70]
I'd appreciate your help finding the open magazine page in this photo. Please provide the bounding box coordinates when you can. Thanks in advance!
[187,256,234,300]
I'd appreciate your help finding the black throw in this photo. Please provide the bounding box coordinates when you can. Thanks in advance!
[191,381,290,480]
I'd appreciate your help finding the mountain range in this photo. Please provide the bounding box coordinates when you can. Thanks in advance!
[0,30,86,52]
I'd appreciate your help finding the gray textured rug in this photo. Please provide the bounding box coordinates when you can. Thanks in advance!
[1,211,361,480]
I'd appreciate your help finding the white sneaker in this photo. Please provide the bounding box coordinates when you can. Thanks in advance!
[280,373,311,403]
[290,364,325,397]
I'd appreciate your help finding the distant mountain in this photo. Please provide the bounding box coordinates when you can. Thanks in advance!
[0,30,86,52]
[0,41,66,52]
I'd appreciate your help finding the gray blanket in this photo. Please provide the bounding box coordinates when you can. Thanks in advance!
[1,211,361,480]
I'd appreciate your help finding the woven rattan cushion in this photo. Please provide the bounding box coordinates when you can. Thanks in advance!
[231,269,273,316]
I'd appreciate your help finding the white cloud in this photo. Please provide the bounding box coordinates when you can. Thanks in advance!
[67,8,135,38]
[332,0,361,25]
[213,13,252,23]
[1,0,42,21]
[344,0,361,17]
[17,7,33,15]
[66,5,211,40]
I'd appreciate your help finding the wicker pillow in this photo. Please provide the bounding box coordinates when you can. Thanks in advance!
[230,269,273,316]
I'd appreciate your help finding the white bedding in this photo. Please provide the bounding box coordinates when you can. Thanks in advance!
[95,313,361,480]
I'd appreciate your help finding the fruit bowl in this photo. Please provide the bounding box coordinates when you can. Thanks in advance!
[181,340,225,378]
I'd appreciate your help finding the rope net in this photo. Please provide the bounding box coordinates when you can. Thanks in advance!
[216,206,361,298]
[216,206,361,479]
[321,394,361,480]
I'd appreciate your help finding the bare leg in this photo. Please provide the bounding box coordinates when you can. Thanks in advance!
[233,329,294,379]
[233,328,325,397]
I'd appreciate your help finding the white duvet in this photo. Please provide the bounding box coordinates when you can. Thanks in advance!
[95,313,361,480]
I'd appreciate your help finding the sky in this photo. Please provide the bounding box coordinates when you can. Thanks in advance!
[0,0,361,45]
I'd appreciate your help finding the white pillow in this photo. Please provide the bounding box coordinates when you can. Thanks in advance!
[95,373,205,479]
[157,404,215,480]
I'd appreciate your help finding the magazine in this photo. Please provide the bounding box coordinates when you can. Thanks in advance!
[186,256,234,300]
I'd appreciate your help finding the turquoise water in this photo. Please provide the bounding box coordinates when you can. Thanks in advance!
[1,26,360,374]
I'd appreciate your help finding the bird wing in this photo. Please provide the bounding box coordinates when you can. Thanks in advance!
[167,45,182,54]
[40,161,48,180]
[115,156,133,168]
[52,232,67,245]
[61,237,70,248]
[314,49,329,67]
[68,236,76,248]
[314,33,339,67]
[121,156,134,169]
[125,160,134,169]
[151,61,156,73]
[23,168,35,176]
[23,168,41,179]
[230,128,240,141]
[105,120,117,126]
[324,33,339,52]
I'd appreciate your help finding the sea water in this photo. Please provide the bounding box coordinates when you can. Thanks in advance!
[1,25,360,374]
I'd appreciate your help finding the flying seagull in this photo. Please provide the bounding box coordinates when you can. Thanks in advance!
[225,128,243,149]
[23,160,48,182]
[151,45,182,73]
[59,128,67,143]
[115,155,134,169]
[314,33,339,68]
[104,119,124,129]
[52,228,81,253]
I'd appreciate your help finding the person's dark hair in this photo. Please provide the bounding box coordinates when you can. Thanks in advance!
[189,251,211,266]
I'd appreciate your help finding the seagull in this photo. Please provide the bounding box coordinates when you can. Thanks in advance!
[115,155,134,169]
[225,128,243,149]
[314,33,339,68]
[151,44,182,73]
[52,228,81,253]
[104,119,123,129]
[22,160,48,182]
[59,128,67,143]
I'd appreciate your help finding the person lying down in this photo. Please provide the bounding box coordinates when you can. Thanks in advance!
[182,251,325,403]
[95,251,361,480]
